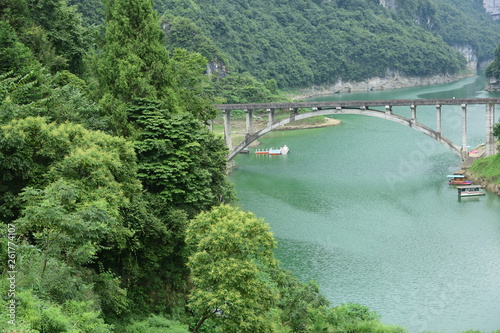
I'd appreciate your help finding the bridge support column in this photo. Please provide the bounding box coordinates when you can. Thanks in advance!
[436,105,442,135]
[385,105,392,115]
[410,105,417,125]
[289,108,297,122]
[223,109,232,150]
[267,108,275,127]
[245,109,253,135]
[461,104,468,157]
[486,103,496,156]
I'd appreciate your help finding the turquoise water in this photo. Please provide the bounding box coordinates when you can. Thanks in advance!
[229,74,500,332]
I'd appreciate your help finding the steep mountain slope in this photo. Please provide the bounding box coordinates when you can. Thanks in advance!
[158,0,499,87]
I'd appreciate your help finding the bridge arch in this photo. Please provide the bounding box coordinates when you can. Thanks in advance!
[227,108,462,161]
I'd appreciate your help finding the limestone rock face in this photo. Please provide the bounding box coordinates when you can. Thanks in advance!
[487,77,500,92]
[296,71,470,96]
[379,0,397,10]
[453,45,478,71]
[483,0,500,20]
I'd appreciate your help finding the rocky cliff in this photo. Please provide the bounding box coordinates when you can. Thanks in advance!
[483,0,500,20]
[294,71,471,97]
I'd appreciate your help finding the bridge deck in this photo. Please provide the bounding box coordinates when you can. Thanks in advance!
[215,98,500,111]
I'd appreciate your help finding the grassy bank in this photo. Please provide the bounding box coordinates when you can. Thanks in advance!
[469,153,500,184]
[466,152,500,195]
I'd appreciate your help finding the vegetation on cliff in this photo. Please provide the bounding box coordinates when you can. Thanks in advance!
[486,42,500,80]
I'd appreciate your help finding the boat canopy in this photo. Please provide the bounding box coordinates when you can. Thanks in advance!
[447,175,465,178]
[457,185,482,190]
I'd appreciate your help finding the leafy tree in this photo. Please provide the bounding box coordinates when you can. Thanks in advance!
[125,315,190,333]
[25,0,90,74]
[0,21,38,75]
[131,99,234,217]
[493,121,500,140]
[486,42,500,80]
[186,205,278,333]
[95,0,181,135]
[170,48,217,123]
[0,116,140,224]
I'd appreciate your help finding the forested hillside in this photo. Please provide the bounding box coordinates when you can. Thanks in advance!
[154,0,500,87]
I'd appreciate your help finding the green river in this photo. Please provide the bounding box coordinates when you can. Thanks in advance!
[229,73,500,332]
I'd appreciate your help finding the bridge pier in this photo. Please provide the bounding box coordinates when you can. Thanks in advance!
[267,108,275,127]
[436,105,442,135]
[462,104,468,157]
[290,108,297,122]
[223,109,232,150]
[486,103,497,156]
[385,105,392,115]
[245,109,253,135]
[410,105,417,125]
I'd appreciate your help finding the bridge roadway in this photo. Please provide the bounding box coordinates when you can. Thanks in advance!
[213,98,500,162]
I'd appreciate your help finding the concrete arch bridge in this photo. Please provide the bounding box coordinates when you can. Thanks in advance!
[213,98,500,162]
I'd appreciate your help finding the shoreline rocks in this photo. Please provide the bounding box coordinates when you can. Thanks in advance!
[290,72,472,100]
[464,170,500,196]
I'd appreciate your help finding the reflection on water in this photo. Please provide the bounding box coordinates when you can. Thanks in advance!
[229,74,500,332]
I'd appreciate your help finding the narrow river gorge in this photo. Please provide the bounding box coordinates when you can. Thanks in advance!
[229,73,500,332]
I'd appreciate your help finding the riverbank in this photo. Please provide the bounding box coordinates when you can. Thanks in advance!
[286,72,472,100]
[465,152,500,195]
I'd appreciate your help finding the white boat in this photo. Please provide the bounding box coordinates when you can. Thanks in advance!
[267,145,290,155]
[457,185,486,197]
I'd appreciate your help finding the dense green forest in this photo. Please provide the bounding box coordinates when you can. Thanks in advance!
[69,0,500,91]
[1,0,500,332]
[156,0,500,88]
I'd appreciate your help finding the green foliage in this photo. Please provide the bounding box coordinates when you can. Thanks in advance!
[101,195,191,315]
[469,153,500,184]
[68,0,105,26]
[486,43,500,80]
[0,21,38,75]
[0,116,140,222]
[131,99,234,216]
[170,48,217,123]
[0,0,91,75]
[162,14,225,64]
[427,0,500,64]
[268,267,329,332]
[210,72,286,104]
[0,289,113,333]
[494,121,500,140]
[159,0,480,87]
[186,205,278,333]
[125,315,189,333]
[95,0,181,135]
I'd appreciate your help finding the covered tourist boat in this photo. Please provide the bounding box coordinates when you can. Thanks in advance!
[447,170,472,185]
[457,185,486,197]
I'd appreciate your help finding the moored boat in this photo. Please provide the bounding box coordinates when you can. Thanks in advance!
[255,149,269,155]
[447,170,472,185]
[457,185,486,197]
[269,148,281,155]
[256,145,289,155]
